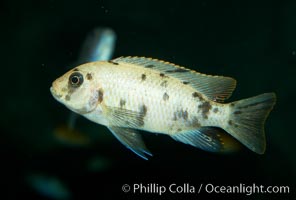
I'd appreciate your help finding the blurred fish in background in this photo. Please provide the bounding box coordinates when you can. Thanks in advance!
[78,28,116,63]
[53,124,91,147]
[54,27,116,147]
[27,27,116,199]
[26,174,71,200]
[86,156,112,172]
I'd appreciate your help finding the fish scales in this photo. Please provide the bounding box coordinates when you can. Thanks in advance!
[51,56,276,159]
[95,62,221,133]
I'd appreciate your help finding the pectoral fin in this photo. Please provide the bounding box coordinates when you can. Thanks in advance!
[105,106,145,128]
[171,127,241,153]
[108,126,152,160]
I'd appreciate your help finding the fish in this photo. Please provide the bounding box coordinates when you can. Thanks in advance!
[26,173,71,200]
[50,56,276,160]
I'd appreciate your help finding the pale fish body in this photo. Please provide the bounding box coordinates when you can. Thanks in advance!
[50,57,276,159]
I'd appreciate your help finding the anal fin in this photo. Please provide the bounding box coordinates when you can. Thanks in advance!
[171,127,241,153]
[108,126,152,160]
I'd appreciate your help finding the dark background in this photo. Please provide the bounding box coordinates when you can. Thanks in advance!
[1,0,295,199]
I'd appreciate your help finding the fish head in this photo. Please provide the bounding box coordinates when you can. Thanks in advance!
[50,64,100,114]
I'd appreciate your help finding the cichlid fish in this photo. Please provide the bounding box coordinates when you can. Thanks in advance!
[50,57,276,159]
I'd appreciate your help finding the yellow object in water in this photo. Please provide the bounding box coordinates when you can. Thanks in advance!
[54,124,91,146]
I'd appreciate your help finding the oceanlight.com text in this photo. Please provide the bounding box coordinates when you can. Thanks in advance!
[122,183,290,196]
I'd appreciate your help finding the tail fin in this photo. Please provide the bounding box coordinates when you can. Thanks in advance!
[224,93,276,154]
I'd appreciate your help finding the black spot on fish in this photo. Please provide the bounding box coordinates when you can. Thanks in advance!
[65,95,71,101]
[120,99,126,108]
[229,120,238,128]
[173,112,177,121]
[213,108,219,113]
[191,117,201,127]
[67,83,76,95]
[145,64,155,68]
[166,68,188,73]
[160,80,168,87]
[98,89,104,103]
[73,68,79,71]
[192,92,199,97]
[198,101,212,119]
[192,92,204,100]
[141,74,146,81]
[138,104,147,126]
[182,110,188,120]
[140,104,147,117]
[163,92,169,101]
[160,73,165,77]
[173,109,188,121]
[234,110,242,115]
[108,61,119,65]
[86,73,92,80]
[182,81,189,85]
[230,103,235,107]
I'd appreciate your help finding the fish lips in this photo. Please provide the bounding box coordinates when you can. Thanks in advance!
[50,86,64,103]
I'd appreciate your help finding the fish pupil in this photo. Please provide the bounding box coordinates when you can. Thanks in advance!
[72,76,78,83]
[69,72,83,87]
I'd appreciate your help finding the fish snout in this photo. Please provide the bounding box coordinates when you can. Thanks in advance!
[50,86,61,100]
[50,80,64,100]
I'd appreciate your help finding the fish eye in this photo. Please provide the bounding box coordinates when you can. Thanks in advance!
[69,72,84,88]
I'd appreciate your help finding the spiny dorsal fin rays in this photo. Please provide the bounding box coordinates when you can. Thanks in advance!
[112,56,237,102]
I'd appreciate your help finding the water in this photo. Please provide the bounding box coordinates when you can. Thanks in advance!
[1,0,295,199]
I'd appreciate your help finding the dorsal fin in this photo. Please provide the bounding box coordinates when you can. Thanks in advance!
[112,56,237,102]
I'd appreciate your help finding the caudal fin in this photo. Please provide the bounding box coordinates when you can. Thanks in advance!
[224,93,276,154]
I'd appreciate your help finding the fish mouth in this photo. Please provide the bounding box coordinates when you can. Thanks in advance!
[50,86,93,115]
[50,87,63,101]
